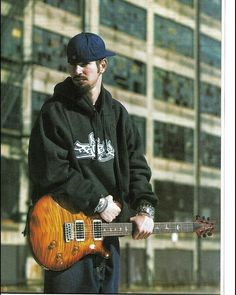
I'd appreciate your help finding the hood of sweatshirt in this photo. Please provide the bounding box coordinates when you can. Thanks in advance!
[52,76,115,160]
[52,76,113,117]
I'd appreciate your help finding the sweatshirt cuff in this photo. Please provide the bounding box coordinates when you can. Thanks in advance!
[136,200,155,219]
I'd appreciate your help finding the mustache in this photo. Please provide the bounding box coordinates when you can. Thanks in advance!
[72,75,88,81]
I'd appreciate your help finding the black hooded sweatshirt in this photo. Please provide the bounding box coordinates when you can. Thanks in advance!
[28,77,158,222]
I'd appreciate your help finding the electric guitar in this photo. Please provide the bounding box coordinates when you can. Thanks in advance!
[28,194,215,271]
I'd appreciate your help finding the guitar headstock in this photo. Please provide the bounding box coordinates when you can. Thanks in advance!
[194,215,216,238]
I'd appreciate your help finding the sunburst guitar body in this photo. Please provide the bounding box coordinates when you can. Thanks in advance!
[28,194,215,271]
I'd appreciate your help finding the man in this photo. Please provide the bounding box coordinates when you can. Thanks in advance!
[28,32,158,294]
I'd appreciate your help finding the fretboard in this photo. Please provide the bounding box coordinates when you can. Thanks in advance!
[101,222,199,237]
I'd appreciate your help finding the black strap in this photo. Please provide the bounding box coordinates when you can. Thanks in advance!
[21,203,33,237]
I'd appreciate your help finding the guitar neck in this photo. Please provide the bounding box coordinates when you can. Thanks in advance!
[101,222,199,237]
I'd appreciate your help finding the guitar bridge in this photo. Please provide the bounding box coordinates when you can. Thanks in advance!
[93,219,102,240]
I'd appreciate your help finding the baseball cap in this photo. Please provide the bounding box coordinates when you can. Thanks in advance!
[67,32,116,64]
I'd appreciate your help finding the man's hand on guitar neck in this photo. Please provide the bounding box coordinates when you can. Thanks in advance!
[99,195,121,223]
[130,214,154,240]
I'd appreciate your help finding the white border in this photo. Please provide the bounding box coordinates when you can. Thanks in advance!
[222,0,235,295]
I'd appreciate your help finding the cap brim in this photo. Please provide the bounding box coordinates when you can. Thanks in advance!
[104,50,116,57]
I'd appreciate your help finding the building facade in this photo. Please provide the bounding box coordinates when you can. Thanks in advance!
[1,0,221,290]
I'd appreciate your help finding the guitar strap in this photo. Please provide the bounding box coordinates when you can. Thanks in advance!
[22,201,33,237]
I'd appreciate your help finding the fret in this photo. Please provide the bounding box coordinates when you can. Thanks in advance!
[101,223,132,237]
[153,222,195,234]
[100,222,198,237]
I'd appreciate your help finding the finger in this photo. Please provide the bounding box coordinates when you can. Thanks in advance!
[132,229,140,240]
[107,195,113,202]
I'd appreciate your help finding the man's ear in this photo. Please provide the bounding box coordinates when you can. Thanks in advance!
[99,59,108,73]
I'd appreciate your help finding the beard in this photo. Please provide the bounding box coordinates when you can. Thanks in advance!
[72,76,92,99]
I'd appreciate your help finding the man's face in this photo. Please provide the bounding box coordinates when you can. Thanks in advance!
[68,61,103,95]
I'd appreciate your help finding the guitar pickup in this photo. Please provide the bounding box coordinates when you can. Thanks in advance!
[64,223,74,242]
[93,220,102,240]
[75,220,85,241]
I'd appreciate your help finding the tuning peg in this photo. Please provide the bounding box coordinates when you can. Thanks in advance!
[207,217,210,221]
[202,233,207,238]
[207,232,212,236]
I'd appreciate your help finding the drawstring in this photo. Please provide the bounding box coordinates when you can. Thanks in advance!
[101,111,108,154]
[91,109,109,160]
[91,108,99,159]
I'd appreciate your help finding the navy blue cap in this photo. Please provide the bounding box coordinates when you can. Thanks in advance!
[67,32,116,64]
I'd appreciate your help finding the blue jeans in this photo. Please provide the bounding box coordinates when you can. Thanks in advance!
[44,237,120,294]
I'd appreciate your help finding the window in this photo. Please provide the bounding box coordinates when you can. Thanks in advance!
[1,83,22,130]
[1,0,24,17]
[200,34,221,68]
[154,121,193,163]
[103,55,146,94]
[177,0,193,6]
[154,249,193,285]
[200,82,221,117]
[200,0,221,20]
[153,67,194,108]
[199,186,220,232]
[33,27,69,72]
[154,180,194,221]
[130,115,146,152]
[1,157,20,221]
[200,132,221,168]
[1,16,23,61]
[42,0,84,15]
[154,15,193,57]
[31,91,51,127]
[100,0,146,40]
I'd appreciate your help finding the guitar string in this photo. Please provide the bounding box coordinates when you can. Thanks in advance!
[64,224,197,236]
[65,225,196,234]
[63,222,209,238]
[66,223,194,232]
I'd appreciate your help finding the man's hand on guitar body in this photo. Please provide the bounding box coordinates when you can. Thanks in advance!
[99,195,121,223]
[130,214,154,240]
